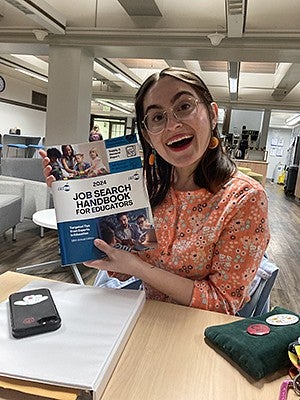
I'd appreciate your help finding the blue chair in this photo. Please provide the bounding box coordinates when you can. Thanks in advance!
[6,143,28,157]
[27,144,45,158]
[238,254,279,318]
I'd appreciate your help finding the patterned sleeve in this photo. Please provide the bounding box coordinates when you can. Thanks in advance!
[189,186,270,314]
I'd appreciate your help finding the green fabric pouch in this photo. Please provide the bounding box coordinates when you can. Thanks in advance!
[204,306,300,380]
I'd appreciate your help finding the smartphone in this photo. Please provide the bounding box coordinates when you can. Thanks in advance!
[9,288,61,339]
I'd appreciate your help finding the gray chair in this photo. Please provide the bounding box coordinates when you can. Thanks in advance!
[238,254,279,318]
[0,180,25,240]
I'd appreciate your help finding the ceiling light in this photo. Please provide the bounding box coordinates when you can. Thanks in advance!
[226,0,246,37]
[14,68,48,82]
[229,77,238,93]
[98,100,132,115]
[94,58,140,89]
[115,73,140,89]
[207,32,225,46]
[286,114,300,126]
[228,61,240,100]
[5,0,66,34]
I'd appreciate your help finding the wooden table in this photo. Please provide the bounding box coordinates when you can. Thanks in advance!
[0,272,296,400]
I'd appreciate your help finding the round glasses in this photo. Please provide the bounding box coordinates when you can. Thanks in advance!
[142,97,202,135]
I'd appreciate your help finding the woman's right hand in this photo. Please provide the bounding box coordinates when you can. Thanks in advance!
[39,149,56,187]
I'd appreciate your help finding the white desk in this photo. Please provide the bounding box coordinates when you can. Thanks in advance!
[33,208,57,237]
[16,209,85,285]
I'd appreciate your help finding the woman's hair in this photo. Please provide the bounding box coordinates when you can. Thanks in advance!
[61,144,75,159]
[135,67,236,208]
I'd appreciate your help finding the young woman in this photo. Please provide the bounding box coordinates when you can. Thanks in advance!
[41,68,270,315]
[61,144,76,175]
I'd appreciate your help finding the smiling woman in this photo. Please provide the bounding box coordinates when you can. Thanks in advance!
[84,68,270,315]
[41,67,270,315]
[136,68,226,201]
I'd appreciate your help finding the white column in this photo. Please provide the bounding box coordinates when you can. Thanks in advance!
[46,46,93,145]
[260,110,271,149]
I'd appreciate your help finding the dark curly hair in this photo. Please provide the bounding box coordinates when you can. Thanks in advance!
[47,147,62,159]
[135,67,236,208]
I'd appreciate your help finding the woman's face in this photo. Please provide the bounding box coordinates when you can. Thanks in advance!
[142,76,218,172]
[66,146,72,156]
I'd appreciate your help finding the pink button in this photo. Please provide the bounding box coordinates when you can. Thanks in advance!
[247,323,270,336]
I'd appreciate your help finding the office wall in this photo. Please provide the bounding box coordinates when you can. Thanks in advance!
[0,102,45,137]
[266,127,293,179]
[0,74,46,137]
[229,109,263,136]
[227,108,294,180]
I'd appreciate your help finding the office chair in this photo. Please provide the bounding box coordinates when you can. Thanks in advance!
[238,254,279,318]
[27,144,45,158]
[0,180,25,240]
[6,143,28,157]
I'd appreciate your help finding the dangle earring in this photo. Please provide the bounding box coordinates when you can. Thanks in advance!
[149,148,156,166]
[208,136,219,149]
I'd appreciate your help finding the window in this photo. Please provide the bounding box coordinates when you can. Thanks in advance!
[91,116,127,140]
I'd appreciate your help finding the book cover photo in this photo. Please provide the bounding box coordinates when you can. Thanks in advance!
[47,134,156,266]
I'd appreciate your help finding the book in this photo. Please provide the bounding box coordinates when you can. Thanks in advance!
[0,279,146,399]
[48,134,156,266]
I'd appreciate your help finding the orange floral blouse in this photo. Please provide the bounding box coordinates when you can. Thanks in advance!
[139,171,270,315]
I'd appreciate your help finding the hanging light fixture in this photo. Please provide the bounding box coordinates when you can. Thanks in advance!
[286,114,300,126]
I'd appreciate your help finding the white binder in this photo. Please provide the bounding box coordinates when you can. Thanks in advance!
[0,280,145,399]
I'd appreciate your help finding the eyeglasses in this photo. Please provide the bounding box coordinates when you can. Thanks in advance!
[142,97,202,135]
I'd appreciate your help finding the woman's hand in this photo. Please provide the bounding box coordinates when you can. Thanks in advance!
[83,239,140,276]
[39,149,56,187]
[85,239,194,306]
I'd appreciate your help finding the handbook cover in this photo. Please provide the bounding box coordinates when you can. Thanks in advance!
[48,134,156,266]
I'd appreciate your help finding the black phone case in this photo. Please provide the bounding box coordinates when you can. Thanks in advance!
[9,288,61,338]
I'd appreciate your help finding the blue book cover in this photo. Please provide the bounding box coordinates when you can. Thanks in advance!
[49,135,156,266]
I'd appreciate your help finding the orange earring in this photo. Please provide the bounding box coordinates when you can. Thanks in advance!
[149,149,156,166]
[208,137,219,149]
